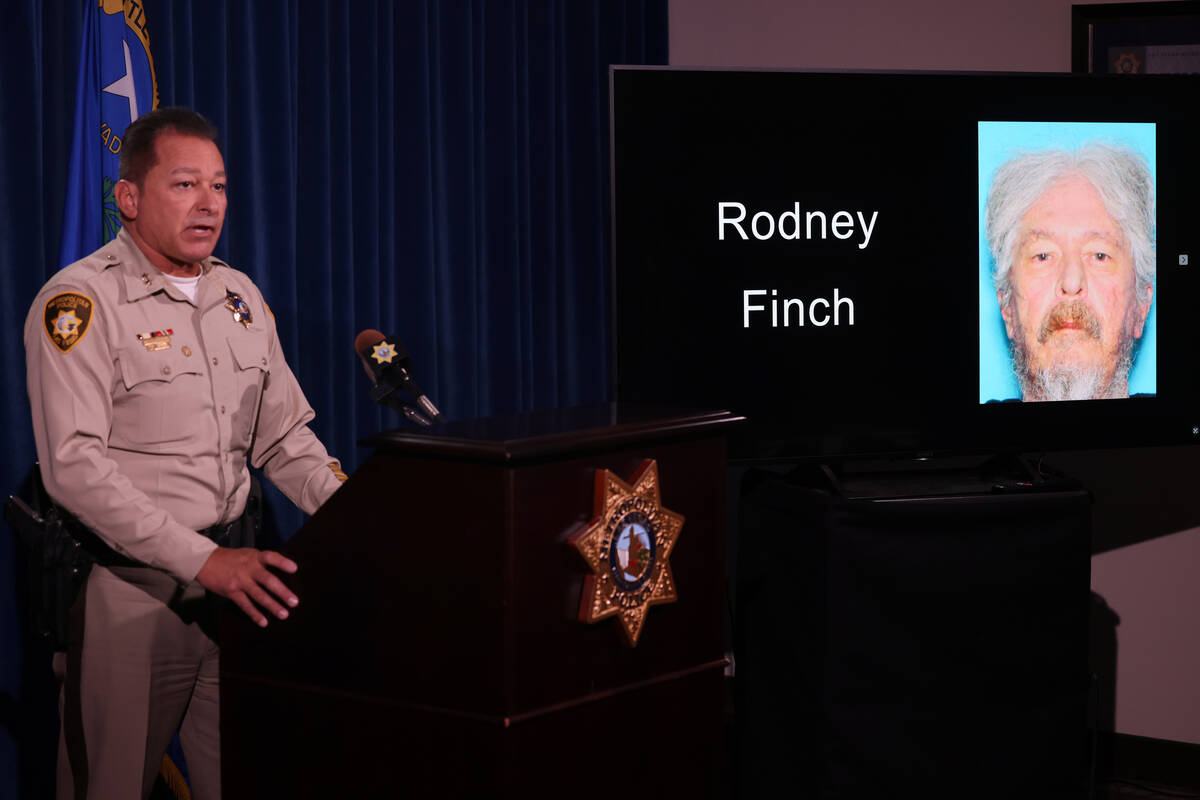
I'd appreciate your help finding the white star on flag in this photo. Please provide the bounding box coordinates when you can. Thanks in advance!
[102,39,140,122]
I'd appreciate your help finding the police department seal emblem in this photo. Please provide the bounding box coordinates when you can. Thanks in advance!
[43,292,95,353]
[1113,51,1142,74]
[568,460,684,646]
[371,341,398,364]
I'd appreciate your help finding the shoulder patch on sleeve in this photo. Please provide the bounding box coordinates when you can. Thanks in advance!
[43,291,96,353]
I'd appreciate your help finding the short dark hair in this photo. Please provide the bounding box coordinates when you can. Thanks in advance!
[119,107,221,187]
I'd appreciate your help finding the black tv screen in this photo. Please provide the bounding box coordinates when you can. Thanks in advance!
[610,67,1200,462]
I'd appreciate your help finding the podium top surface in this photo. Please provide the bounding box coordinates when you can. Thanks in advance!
[359,404,743,463]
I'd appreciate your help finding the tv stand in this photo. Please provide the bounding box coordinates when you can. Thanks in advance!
[735,458,1092,798]
[813,451,1068,502]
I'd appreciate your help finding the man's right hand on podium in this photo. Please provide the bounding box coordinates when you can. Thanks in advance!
[196,546,300,627]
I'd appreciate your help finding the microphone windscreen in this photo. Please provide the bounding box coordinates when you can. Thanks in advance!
[354,329,386,354]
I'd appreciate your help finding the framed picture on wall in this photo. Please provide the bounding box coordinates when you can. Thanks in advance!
[1072,1,1200,74]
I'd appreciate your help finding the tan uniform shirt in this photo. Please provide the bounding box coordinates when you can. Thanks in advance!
[25,228,345,585]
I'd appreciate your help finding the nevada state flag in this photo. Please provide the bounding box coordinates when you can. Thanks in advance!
[59,0,158,267]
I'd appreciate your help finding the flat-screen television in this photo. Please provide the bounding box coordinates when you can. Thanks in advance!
[610,67,1200,462]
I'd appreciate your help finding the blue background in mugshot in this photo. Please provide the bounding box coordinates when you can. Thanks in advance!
[977,121,1157,403]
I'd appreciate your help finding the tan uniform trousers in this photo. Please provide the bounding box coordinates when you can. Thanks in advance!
[56,565,221,800]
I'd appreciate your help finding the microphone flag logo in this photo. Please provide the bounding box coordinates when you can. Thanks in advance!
[371,341,397,364]
[568,459,684,646]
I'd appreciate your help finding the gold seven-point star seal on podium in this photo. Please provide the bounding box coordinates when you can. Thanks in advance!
[568,459,684,646]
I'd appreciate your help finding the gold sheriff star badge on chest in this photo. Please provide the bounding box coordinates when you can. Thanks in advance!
[568,459,684,646]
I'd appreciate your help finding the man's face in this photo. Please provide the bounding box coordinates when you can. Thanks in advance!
[118,131,227,274]
[999,174,1153,400]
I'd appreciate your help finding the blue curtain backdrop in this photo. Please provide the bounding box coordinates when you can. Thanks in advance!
[0,2,667,796]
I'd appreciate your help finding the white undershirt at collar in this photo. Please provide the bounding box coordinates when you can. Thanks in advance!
[164,272,201,303]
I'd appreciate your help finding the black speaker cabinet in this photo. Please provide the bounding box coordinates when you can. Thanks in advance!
[735,464,1092,799]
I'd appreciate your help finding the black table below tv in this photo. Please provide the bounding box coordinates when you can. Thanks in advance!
[735,461,1092,799]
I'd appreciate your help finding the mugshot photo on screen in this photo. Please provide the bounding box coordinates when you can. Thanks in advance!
[978,120,1157,404]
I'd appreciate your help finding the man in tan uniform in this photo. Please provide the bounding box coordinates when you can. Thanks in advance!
[25,108,346,799]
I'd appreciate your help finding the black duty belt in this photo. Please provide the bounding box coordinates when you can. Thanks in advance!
[199,519,237,542]
[85,512,250,567]
[8,464,263,650]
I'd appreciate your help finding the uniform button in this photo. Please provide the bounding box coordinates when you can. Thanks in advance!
[162,366,171,375]
[212,357,219,366]
[261,357,267,365]
[221,405,226,414]
[182,346,192,357]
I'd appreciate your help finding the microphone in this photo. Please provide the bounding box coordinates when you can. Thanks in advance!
[354,330,443,423]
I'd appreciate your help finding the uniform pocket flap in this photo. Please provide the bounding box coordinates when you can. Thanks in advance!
[227,330,270,373]
[117,345,204,390]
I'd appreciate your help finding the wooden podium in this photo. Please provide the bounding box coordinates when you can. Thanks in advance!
[220,405,741,798]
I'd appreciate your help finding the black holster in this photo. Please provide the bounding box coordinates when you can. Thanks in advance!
[4,465,263,650]
[4,465,95,650]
